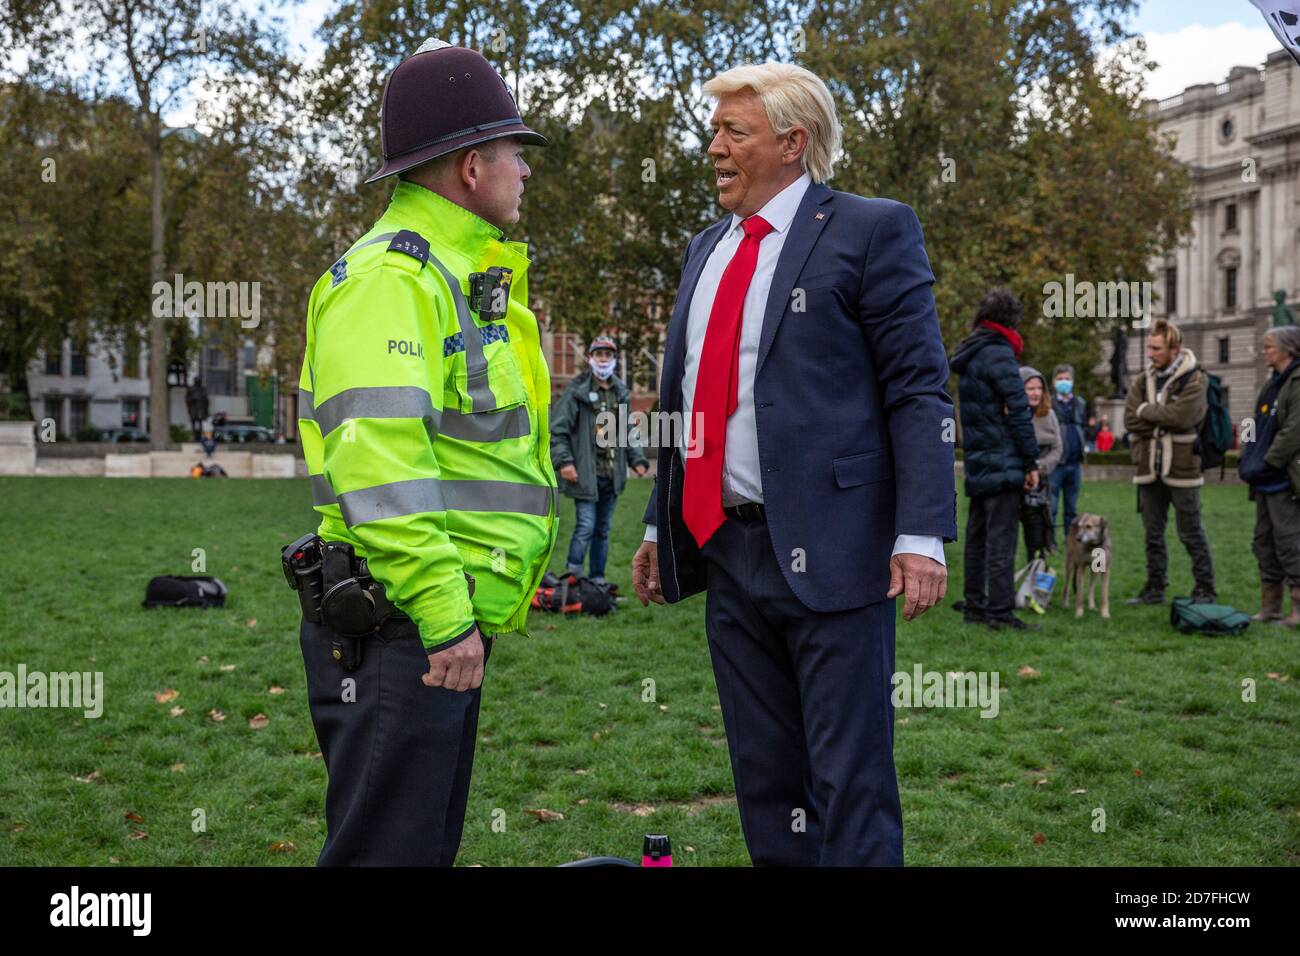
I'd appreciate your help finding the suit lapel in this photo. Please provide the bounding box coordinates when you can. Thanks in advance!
[756,184,834,375]
[661,217,731,412]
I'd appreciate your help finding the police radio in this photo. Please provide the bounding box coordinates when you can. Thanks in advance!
[469,266,512,321]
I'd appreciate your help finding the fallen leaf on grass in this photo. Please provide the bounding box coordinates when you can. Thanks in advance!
[154,689,179,704]
[1071,788,1087,795]
[198,656,210,663]
[170,706,185,717]
[248,714,269,730]
[268,686,285,695]
[73,771,100,784]
[1032,833,1047,845]
[220,664,237,672]
[658,705,668,713]
[269,841,296,852]
[526,809,565,823]
[246,619,258,628]
[1133,769,1144,777]
[1018,665,1041,679]
[170,763,185,773]
[129,831,148,841]
[1034,778,1049,787]
[208,709,226,723]
[124,811,144,823]
[611,802,657,817]
[573,768,589,775]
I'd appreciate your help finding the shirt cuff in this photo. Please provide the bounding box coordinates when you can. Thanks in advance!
[644,524,658,543]
[892,534,946,567]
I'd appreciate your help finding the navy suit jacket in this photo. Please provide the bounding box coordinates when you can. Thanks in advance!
[643,182,958,611]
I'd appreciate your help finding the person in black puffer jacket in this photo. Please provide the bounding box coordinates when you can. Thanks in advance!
[950,289,1041,630]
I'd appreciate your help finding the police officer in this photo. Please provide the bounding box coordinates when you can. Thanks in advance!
[294,40,558,866]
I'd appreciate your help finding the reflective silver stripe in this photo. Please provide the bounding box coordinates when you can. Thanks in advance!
[338,477,446,527]
[314,385,438,437]
[442,479,552,516]
[299,389,314,419]
[426,252,498,412]
[440,404,529,443]
[336,231,398,264]
[310,474,337,507]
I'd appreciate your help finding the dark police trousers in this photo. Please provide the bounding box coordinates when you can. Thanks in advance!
[300,614,491,866]
[700,516,903,866]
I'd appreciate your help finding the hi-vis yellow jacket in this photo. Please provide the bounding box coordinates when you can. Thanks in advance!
[297,181,558,651]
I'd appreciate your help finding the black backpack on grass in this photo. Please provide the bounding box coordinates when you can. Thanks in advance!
[143,575,228,609]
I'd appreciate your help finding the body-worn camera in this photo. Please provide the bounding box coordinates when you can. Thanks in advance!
[469,266,513,321]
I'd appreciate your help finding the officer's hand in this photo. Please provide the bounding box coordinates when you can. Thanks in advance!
[632,540,665,606]
[1025,469,1040,491]
[423,628,485,692]
[634,463,649,477]
[887,553,947,622]
[559,464,579,483]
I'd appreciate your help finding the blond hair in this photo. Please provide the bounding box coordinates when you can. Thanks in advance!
[1151,318,1182,351]
[702,63,843,183]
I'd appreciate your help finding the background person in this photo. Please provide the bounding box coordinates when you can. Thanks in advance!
[950,290,1040,630]
[1020,365,1061,556]
[1049,363,1089,536]
[1095,416,1115,452]
[1239,326,1300,625]
[551,335,649,583]
[1123,318,1215,604]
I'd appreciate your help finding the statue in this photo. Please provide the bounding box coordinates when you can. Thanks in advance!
[1273,290,1297,328]
[185,379,210,442]
[1109,325,1129,398]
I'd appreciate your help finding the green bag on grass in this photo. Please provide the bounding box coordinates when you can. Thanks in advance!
[1170,597,1250,636]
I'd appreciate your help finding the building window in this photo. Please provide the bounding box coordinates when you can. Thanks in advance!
[123,336,140,378]
[43,395,63,436]
[1218,336,1230,364]
[1165,266,1177,315]
[1225,267,1238,310]
[44,348,62,376]
[1225,203,1237,231]
[69,397,88,435]
[1221,117,1235,141]
[121,398,141,428]
[69,341,87,376]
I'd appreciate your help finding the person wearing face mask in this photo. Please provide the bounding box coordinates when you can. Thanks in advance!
[551,336,649,583]
[1049,363,1089,538]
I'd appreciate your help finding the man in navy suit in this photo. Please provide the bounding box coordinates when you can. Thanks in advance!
[631,62,956,866]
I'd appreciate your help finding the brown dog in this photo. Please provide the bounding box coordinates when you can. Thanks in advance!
[1062,513,1112,620]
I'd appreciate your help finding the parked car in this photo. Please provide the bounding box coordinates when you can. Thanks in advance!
[212,424,275,443]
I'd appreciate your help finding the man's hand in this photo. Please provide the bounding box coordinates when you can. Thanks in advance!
[558,464,578,483]
[632,540,665,606]
[1024,468,1040,491]
[423,628,485,692]
[887,553,947,621]
[634,463,649,477]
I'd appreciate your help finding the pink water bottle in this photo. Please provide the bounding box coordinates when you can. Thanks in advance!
[642,833,672,867]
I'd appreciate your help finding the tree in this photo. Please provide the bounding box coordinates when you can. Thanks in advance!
[7,0,294,446]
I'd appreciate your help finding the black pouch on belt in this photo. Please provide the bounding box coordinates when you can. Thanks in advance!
[319,541,385,671]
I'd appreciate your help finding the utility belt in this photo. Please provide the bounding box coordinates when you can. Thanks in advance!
[281,532,400,670]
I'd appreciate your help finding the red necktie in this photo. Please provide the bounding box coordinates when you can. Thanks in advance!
[684,214,775,548]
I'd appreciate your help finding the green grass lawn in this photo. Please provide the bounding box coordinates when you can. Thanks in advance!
[0,475,1297,866]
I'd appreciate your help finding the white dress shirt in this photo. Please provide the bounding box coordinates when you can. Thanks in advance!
[645,172,944,568]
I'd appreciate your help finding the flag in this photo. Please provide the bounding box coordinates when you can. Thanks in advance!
[1250,0,1300,67]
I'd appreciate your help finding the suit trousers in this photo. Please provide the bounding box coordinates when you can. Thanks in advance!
[699,516,903,866]
[300,614,492,866]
